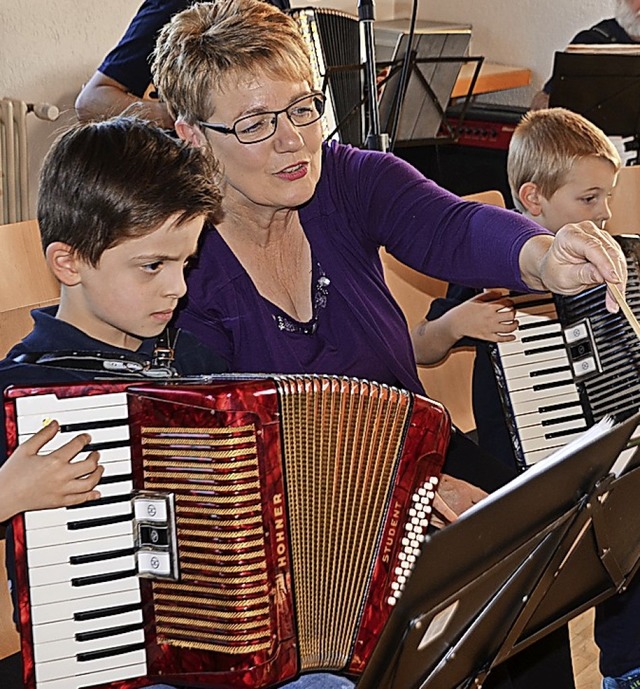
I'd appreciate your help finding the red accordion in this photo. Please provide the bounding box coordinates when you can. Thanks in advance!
[4,375,450,689]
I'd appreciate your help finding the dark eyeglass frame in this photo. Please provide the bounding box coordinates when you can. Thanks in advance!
[198,92,326,144]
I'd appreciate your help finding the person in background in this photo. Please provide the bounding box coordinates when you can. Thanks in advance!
[417,107,640,689]
[530,0,640,110]
[413,108,621,469]
[74,0,290,127]
[151,0,627,685]
[0,116,226,689]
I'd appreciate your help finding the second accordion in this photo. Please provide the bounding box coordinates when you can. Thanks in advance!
[6,374,451,689]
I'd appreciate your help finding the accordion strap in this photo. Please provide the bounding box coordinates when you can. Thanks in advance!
[12,327,180,379]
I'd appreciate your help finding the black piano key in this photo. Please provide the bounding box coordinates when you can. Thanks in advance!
[545,425,589,440]
[67,511,133,531]
[76,621,144,643]
[538,398,584,414]
[99,473,133,486]
[74,601,141,622]
[59,418,128,434]
[72,568,138,588]
[85,439,132,453]
[530,365,571,378]
[77,641,145,663]
[520,330,564,344]
[532,379,577,392]
[70,547,136,565]
[541,413,585,427]
[67,493,132,511]
[522,343,565,357]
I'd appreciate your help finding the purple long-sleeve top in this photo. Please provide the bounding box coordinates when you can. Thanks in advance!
[176,141,548,394]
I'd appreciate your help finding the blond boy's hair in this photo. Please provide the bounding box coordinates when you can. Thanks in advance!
[507,108,622,213]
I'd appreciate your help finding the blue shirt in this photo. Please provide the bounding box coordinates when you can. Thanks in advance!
[0,306,227,464]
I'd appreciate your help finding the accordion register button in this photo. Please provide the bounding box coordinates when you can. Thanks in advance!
[133,498,168,522]
[138,550,172,577]
[564,322,589,343]
[572,357,597,377]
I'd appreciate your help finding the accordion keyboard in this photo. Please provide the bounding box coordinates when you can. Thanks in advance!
[493,235,640,468]
[15,391,146,689]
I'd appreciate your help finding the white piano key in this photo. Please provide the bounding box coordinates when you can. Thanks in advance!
[26,519,134,550]
[25,494,133,531]
[520,428,586,453]
[32,608,143,645]
[507,390,582,416]
[27,533,135,568]
[34,627,145,664]
[28,553,136,588]
[31,585,141,626]
[501,364,575,389]
[508,384,580,410]
[37,659,147,689]
[29,572,140,608]
[102,458,134,477]
[498,346,569,371]
[35,646,147,684]
[523,446,563,465]
[19,424,130,450]
[15,391,128,419]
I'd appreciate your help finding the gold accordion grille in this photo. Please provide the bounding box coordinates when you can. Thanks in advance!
[140,422,272,653]
[276,376,410,670]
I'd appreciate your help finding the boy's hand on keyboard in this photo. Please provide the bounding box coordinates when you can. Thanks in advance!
[454,290,518,342]
[0,420,104,520]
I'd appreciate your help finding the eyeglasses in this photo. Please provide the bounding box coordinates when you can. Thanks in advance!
[198,92,326,144]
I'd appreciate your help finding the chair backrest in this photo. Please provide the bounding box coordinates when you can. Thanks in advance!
[0,220,60,358]
[0,220,60,658]
[380,190,506,432]
[606,164,640,235]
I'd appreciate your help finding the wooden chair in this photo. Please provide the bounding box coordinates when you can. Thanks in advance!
[606,164,640,236]
[0,220,60,358]
[0,219,59,662]
[380,190,506,432]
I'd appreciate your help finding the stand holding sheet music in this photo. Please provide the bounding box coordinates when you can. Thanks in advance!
[549,46,640,159]
[356,412,640,689]
[374,19,480,148]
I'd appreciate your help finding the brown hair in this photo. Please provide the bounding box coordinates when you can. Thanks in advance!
[37,116,222,266]
[151,0,313,124]
[507,107,621,212]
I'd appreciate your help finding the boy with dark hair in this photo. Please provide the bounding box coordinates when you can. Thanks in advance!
[0,115,226,689]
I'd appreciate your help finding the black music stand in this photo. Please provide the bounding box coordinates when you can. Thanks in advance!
[549,50,640,140]
[356,413,640,689]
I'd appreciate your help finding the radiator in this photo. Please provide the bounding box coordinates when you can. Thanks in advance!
[0,99,59,225]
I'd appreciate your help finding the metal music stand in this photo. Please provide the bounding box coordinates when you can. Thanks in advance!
[374,20,480,149]
[356,413,640,689]
[549,50,640,140]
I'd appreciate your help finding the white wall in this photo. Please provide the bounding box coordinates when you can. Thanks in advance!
[419,0,615,106]
[0,0,619,218]
[0,0,140,215]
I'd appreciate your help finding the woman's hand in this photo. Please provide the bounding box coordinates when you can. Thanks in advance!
[430,474,488,529]
[0,421,103,522]
[519,221,626,312]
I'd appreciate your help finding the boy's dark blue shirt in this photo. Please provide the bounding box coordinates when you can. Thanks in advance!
[0,305,227,465]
